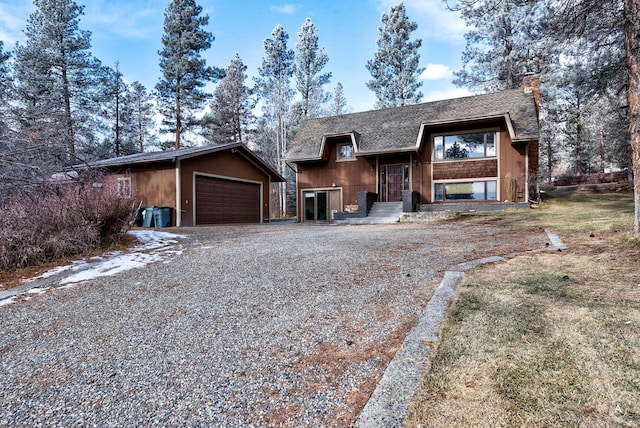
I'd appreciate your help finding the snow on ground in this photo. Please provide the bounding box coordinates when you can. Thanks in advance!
[0,230,185,307]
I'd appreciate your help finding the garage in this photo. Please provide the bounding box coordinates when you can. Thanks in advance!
[195,175,261,224]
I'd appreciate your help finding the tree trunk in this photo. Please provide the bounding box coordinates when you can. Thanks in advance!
[625,0,640,233]
[175,84,181,150]
[62,65,74,163]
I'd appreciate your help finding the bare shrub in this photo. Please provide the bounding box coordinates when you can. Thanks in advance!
[0,176,134,272]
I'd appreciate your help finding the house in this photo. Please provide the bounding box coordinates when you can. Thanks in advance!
[285,77,540,223]
[90,142,284,226]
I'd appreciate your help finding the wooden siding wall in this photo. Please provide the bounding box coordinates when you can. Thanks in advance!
[127,166,177,208]
[432,159,498,181]
[296,143,376,221]
[498,129,528,202]
[180,151,272,226]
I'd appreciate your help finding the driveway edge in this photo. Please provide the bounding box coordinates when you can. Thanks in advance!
[355,231,566,427]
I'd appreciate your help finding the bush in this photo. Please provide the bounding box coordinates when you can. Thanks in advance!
[0,179,134,272]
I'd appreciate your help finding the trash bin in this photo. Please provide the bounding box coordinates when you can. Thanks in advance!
[154,207,172,228]
[142,206,155,227]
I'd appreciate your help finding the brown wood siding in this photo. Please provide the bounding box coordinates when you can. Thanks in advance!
[432,159,498,181]
[498,130,528,202]
[296,143,376,221]
[195,175,260,224]
[180,151,272,226]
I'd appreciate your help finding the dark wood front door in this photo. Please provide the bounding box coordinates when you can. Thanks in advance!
[381,164,407,202]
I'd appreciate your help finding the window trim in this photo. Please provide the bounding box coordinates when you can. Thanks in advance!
[433,179,498,202]
[433,128,499,162]
[336,142,356,162]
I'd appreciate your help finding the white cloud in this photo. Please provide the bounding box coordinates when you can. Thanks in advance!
[0,1,33,45]
[378,0,466,44]
[422,86,472,102]
[421,63,452,80]
[83,2,161,40]
[270,4,299,15]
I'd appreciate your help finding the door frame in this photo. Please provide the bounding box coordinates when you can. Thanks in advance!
[380,163,409,202]
[300,187,343,222]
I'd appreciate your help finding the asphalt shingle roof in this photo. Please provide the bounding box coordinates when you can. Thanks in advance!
[286,88,539,161]
[86,142,284,181]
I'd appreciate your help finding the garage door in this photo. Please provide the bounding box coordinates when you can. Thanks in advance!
[195,175,261,224]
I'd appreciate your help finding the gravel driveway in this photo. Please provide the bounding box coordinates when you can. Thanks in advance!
[0,222,547,427]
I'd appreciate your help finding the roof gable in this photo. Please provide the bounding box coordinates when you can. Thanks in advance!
[286,89,539,161]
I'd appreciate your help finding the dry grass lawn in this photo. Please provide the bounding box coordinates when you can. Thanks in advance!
[405,186,640,427]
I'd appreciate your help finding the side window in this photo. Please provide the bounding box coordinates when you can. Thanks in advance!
[117,177,131,198]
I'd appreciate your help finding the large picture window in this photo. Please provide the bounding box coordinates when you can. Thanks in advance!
[434,180,497,201]
[434,131,496,161]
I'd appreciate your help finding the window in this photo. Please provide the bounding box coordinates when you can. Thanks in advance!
[434,131,496,161]
[434,180,497,201]
[117,177,131,198]
[337,143,355,160]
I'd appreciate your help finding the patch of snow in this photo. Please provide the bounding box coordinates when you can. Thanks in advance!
[2,230,187,306]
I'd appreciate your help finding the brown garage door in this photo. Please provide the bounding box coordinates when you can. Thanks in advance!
[195,175,261,224]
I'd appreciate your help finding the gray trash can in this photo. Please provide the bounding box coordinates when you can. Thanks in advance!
[142,206,155,227]
[154,207,172,228]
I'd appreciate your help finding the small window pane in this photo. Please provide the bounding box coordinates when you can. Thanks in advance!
[434,136,444,160]
[338,143,354,160]
[487,180,497,200]
[486,133,495,157]
[444,135,469,159]
[434,183,444,201]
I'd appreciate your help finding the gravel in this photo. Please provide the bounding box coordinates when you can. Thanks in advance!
[0,222,548,427]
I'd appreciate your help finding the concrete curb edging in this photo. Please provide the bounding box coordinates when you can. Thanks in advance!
[355,231,566,427]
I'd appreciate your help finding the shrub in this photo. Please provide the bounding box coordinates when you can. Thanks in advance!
[0,178,134,272]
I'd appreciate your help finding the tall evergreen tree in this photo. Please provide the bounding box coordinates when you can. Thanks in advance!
[330,82,348,116]
[452,0,551,92]
[156,0,219,150]
[204,54,255,145]
[254,24,295,216]
[13,0,103,163]
[294,18,331,118]
[546,0,640,231]
[366,2,425,108]
[127,81,157,153]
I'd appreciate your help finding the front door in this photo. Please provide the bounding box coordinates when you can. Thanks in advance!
[381,164,408,202]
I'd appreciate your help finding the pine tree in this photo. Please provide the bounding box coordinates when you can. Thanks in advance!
[329,82,347,116]
[12,0,104,165]
[127,81,157,153]
[255,24,295,216]
[452,0,551,92]
[366,2,425,108]
[294,18,331,118]
[546,0,640,231]
[156,0,219,150]
[204,54,255,145]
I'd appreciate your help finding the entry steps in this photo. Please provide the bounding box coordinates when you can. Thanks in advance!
[343,202,402,225]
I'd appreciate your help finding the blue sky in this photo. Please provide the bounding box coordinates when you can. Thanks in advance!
[0,0,471,113]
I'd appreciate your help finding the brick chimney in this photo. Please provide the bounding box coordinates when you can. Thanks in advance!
[522,74,541,118]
